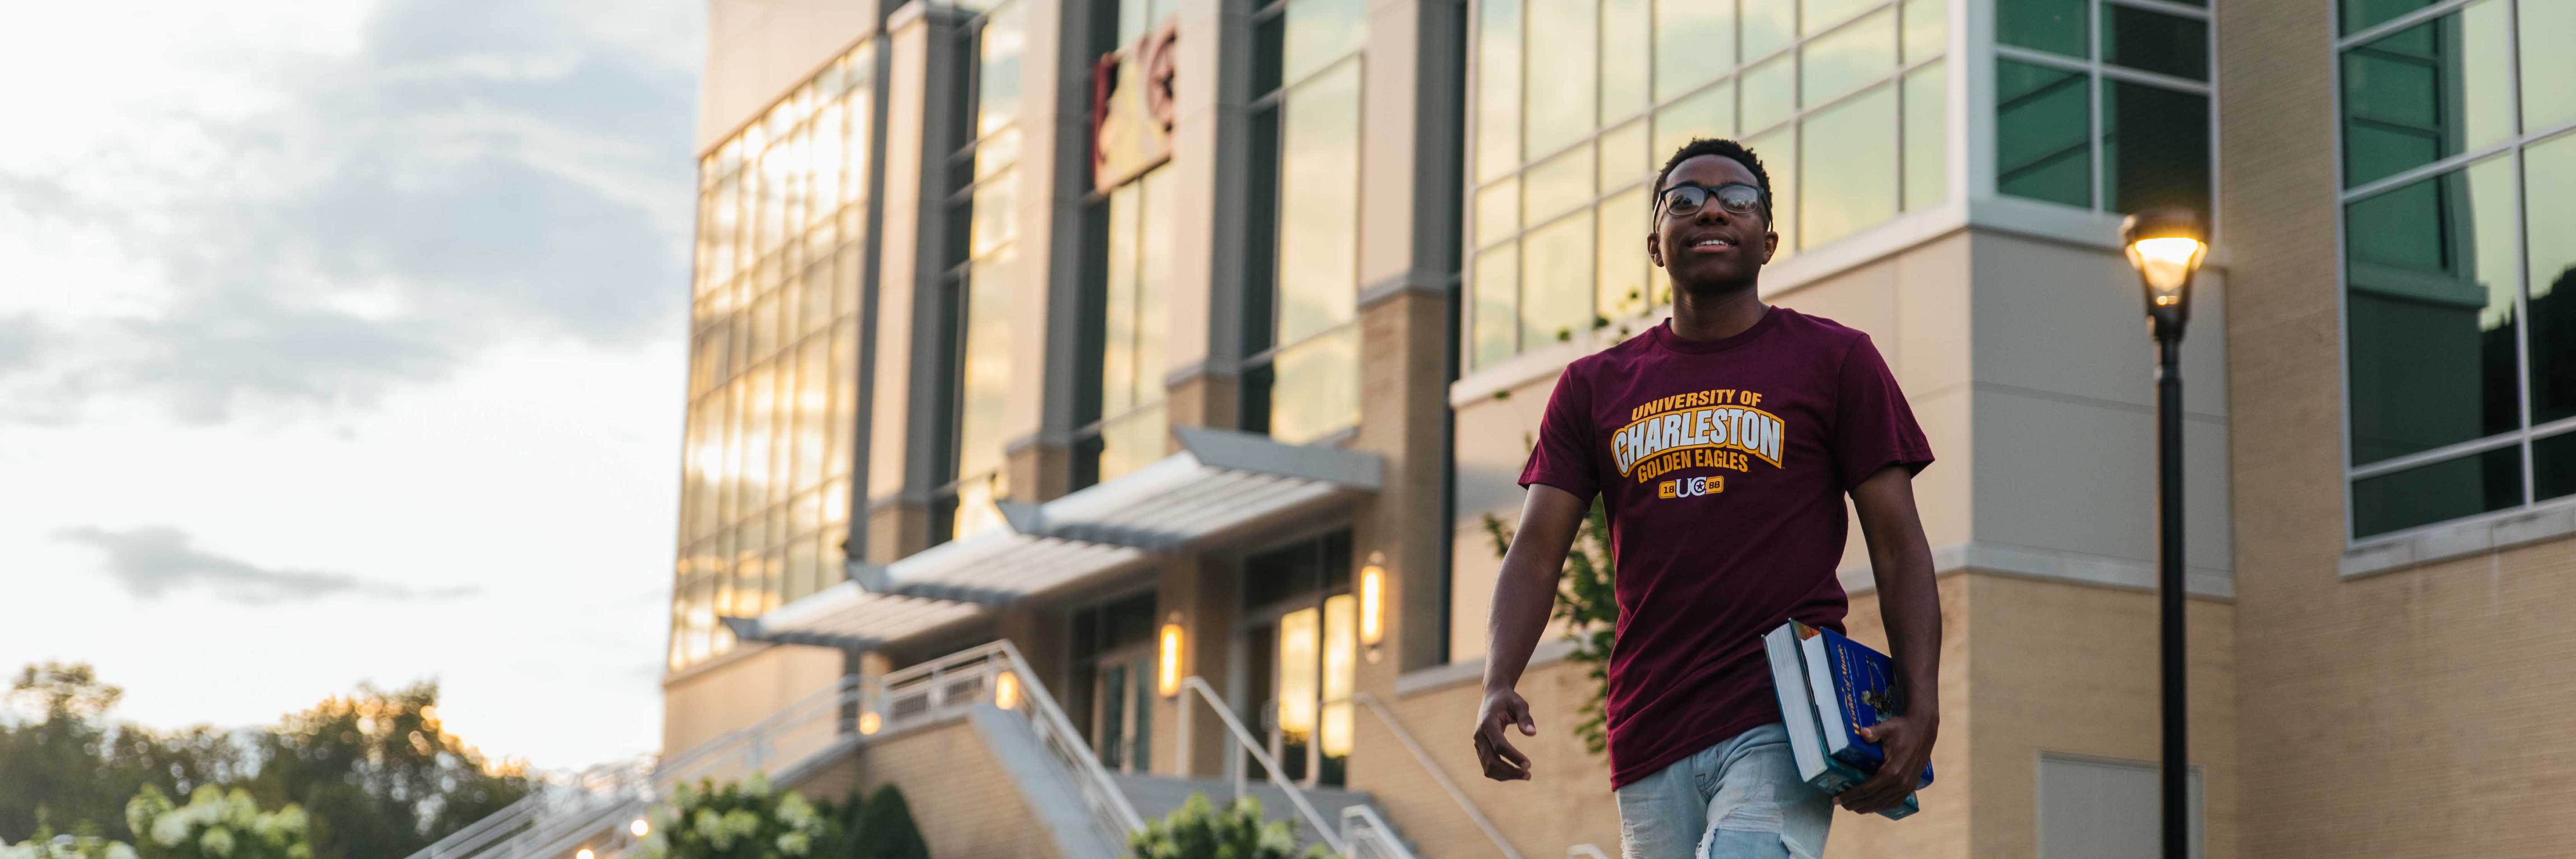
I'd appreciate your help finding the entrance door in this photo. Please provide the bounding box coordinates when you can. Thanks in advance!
[1071,591,1158,774]
[1239,530,1356,787]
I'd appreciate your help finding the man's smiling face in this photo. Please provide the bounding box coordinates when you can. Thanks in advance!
[1646,154,1778,290]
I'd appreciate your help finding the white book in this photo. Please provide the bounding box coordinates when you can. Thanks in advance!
[1802,628,1855,765]
[1763,623,1837,789]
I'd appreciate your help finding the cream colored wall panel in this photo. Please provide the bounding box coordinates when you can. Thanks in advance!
[1450,372,1557,526]
[700,0,884,152]
[1969,233,2228,420]
[1894,231,1973,399]
[1355,0,1423,290]
[1972,387,2232,576]
[1772,257,1900,344]
[661,644,846,760]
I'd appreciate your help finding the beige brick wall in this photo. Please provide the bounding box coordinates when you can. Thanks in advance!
[2221,0,2576,857]
[1352,656,1623,857]
[792,717,1065,859]
[663,644,846,760]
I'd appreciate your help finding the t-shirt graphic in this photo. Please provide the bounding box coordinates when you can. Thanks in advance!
[1517,307,1932,789]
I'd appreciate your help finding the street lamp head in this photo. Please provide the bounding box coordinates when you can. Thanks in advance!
[2121,208,2208,340]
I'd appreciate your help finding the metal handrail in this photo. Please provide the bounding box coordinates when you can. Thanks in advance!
[993,639,1150,840]
[1566,845,1612,859]
[1338,805,1419,859]
[1174,676,1348,854]
[1351,692,1525,859]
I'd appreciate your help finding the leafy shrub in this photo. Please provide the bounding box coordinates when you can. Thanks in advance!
[640,774,849,859]
[844,786,926,859]
[123,786,310,859]
[1125,794,1330,859]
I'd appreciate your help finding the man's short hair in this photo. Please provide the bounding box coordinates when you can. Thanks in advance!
[1653,138,1773,221]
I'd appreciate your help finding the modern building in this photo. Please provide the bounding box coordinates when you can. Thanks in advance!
[457,0,2576,857]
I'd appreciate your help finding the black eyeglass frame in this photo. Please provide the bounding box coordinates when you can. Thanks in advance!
[1654,181,1770,222]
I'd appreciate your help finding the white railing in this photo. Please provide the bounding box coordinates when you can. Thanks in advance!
[406,640,1142,859]
[1173,676,1347,855]
[1352,692,1524,859]
[1565,845,1612,859]
[1338,805,1418,859]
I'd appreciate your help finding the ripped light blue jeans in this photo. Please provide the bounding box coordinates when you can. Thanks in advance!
[1615,723,1833,859]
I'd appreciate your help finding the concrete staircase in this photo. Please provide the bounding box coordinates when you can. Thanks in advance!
[1109,773,1409,855]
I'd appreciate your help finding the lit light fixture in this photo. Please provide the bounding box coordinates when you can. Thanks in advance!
[630,818,649,838]
[994,671,1021,710]
[1357,553,1386,651]
[2120,208,2210,342]
[576,849,594,859]
[857,711,883,735]
[1157,614,1184,698]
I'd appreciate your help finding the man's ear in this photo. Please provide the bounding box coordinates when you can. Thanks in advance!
[1647,231,1665,268]
[1761,229,1780,265]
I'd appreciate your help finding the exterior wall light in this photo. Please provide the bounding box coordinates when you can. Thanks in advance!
[1158,614,1184,698]
[1358,553,1386,654]
[994,670,1021,711]
[857,711,882,735]
[630,819,650,837]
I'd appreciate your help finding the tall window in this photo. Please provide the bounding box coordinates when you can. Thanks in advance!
[1992,0,2210,217]
[2338,0,2576,539]
[1467,0,1950,371]
[672,44,876,671]
[935,0,1027,544]
[1242,0,1367,443]
[1077,0,1182,490]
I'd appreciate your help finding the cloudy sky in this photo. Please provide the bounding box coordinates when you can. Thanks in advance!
[0,0,706,770]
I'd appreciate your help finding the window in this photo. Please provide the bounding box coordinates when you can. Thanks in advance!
[933,0,1027,544]
[2339,0,2576,540]
[1994,0,2209,219]
[1466,0,1949,371]
[2035,755,2204,859]
[671,43,877,671]
[1242,0,1366,443]
[1076,0,1182,490]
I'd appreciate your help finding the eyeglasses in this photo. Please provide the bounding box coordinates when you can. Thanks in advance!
[1656,182,1767,219]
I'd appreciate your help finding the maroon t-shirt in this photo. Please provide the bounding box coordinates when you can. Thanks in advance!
[1517,307,1932,789]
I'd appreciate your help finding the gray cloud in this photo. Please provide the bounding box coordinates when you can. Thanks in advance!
[0,0,699,425]
[56,525,479,605]
[0,314,43,376]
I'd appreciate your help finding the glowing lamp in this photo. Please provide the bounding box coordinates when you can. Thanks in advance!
[994,671,1021,710]
[2119,208,2209,341]
[1357,555,1385,648]
[630,819,650,837]
[857,711,882,735]
[1158,616,1184,698]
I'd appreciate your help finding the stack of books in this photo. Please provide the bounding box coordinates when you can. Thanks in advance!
[1762,620,1934,820]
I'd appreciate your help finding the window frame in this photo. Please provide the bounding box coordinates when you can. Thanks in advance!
[2332,0,2576,546]
[1462,0,1955,372]
[1240,0,1369,443]
[930,0,1026,545]
[1990,0,2215,220]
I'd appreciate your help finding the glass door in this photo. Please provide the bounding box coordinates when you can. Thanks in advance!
[1070,591,1158,773]
[1239,530,1355,787]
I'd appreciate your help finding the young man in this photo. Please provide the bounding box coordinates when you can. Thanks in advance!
[1468,139,1942,859]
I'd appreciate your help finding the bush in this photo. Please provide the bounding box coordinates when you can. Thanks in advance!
[1,834,137,859]
[641,774,848,859]
[1125,794,1330,859]
[123,786,310,859]
[844,786,926,859]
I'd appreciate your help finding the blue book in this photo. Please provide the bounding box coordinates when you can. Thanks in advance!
[1801,625,1934,791]
[1766,623,1920,820]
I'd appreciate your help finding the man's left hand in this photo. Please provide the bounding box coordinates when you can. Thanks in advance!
[1840,712,1938,815]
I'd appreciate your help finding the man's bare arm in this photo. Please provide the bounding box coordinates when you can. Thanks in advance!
[1837,465,1941,813]
[1469,483,1589,781]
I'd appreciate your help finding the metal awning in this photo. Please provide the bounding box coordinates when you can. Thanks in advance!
[719,583,988,650]
[727,426,1382,649]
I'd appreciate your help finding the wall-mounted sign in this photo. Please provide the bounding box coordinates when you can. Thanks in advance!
[1091,20,1178,192]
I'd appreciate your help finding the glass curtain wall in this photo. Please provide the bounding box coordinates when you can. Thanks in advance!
[1466,0,1950,371]
[1077,0,1182,490]
[2337,0,2576,538]
[1242,0,1367,444]
[672,44,877,671]
[935,0,1028,544]
[1993,0,2211,217]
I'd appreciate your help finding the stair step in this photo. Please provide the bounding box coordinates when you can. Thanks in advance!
[1110,773,1392,849]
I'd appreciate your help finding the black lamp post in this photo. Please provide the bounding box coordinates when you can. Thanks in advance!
[2121,208,2208,859]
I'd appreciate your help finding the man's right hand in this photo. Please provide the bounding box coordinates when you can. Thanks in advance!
[1471,687,1538,781]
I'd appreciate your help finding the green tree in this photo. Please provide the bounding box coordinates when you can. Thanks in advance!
[0,663,132,841]
[846,785,927,859]
[1482,496,1619,756]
